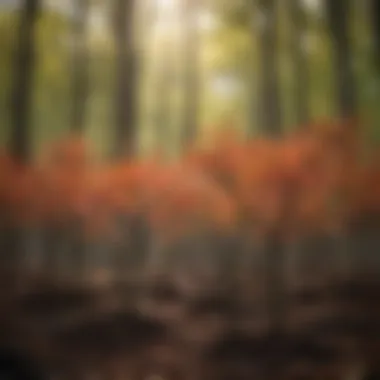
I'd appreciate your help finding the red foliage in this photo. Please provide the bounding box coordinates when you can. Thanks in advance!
[0,121,378,242]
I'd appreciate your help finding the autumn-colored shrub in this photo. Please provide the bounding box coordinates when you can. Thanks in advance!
[0,120,378,244]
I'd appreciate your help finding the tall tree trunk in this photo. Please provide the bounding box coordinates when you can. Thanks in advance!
[68,0,90,281]
[150,0,175,157]
[257,0,282,136]
[290,0,309,126]
[113,0,138,158]
[10,0,40,163]
[181,0,200,147]
[71,0,90,132]
[371,0,380,70]
[153,57,172,156]
[326,0,357,118]
[7,0,40,275]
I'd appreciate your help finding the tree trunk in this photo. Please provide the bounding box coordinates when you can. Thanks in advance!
[153,57,173,156]
[67,0,90,281]
[263,232,286,332]
[326,0,357,118]
[71,0,90,132]
[181,0,200,147]
[113,0,138,158]
[10,0,40,163]
[7,0,40,274]
[371,0,380,70]
[257,0,282,136]
[290,0,309,126]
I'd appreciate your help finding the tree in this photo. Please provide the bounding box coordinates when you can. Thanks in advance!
[290,0,309,126]
[4,0,40,274]
[70,0,90,132]
[371,0,380,70]
[9,0,40,162]
[257,0,282,135]
[113,0,138,157]
[153,56,173,155]
[325,0,357,118]
[181,0,200,146]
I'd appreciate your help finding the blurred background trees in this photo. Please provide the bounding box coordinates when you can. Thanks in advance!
[0,0,379,157]
[0,4,380,375]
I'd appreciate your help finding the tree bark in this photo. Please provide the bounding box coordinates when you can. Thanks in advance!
[71,0,90,132]
[113,0,138,158]
[290,0,309,126]
[257,0,282,136]
[326,0,357,118]
[10,0,40,163]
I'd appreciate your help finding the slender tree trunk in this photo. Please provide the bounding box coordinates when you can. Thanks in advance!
[71,0,90,132]
[371,0,380,70]
[113,0,138,158]
[10,0,40,163]
[257,0,282,136]
[7,0,40,274]
[181,0,200,147]
[326,0,357,118]
[290,0,309,126]
[67,0,90,281]
[149,0,176,157]
[263,231,286,332]
[153,57,173,156]
[265,179,297,328]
